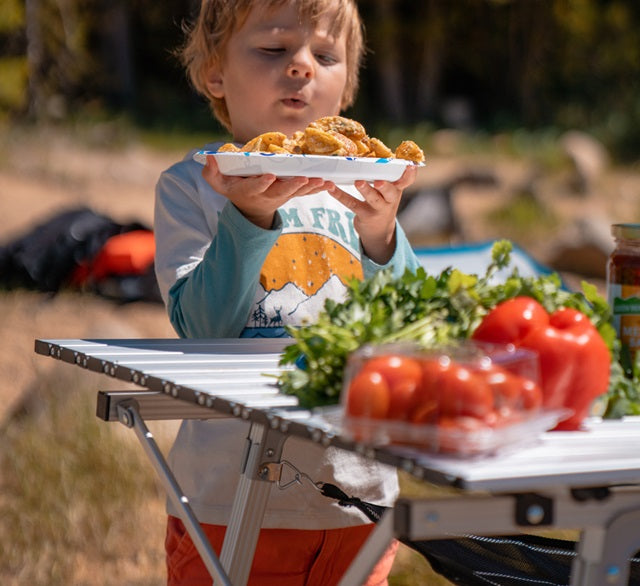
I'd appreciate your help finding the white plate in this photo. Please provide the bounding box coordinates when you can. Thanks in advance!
[193,151,422,184]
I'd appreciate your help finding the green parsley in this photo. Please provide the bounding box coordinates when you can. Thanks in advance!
[278,240,635,417]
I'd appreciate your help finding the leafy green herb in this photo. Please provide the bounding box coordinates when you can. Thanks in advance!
[277,240,637,416]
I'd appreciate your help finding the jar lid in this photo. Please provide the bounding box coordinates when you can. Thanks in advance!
[612,223,640,240]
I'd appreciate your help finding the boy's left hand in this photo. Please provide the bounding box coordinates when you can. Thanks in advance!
[327,165,417,264]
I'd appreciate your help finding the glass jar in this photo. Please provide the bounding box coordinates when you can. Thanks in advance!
[607,223,640,365]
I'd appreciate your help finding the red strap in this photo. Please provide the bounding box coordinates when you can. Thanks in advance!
[90,230,155,279]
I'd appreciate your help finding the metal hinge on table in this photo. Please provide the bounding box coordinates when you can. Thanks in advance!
[514,493,554,527]
[259,461,387,524]
[96,389,219,421]
[258,460,324,491]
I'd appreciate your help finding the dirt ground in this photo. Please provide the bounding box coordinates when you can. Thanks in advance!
[0,131,179,424]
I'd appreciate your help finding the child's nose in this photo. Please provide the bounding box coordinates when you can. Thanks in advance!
[287,49,314,79]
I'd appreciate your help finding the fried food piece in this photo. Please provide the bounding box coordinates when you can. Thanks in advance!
[242,131,287,152]
[241,136,264,152]
[261,132,287,147]
[308,116,366,141]
[223,118,425,164]
[267,144,290,154]
[217,143,242,152]
[395,140,425,163]
[353,138,371,156]
[303,127,358,156]
[283,131,305,154]
[368,137,394,159]
[327,131,359,156]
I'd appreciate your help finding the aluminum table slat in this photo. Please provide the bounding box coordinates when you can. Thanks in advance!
[35,338,640,492]
[387,419,640,492]
[36,337,290,354]
[35,337,296,412]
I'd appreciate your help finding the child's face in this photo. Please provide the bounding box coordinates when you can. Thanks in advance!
[206,2,349,143]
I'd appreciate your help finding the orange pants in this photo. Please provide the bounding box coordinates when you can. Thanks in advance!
[166,516,398,586]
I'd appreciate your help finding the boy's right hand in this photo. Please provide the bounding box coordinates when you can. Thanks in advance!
[203,155,329,229]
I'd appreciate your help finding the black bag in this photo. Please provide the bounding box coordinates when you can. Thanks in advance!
[0,207,160,302]
[407,533,639,586]
[323,483,640,585]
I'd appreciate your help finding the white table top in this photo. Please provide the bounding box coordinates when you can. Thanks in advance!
[35,337,640,493]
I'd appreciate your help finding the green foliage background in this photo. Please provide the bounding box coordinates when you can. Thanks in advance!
[1,0,640,160]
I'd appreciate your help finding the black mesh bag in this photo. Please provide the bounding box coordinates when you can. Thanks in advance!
[322,484,640,586]
[407,533,640,586]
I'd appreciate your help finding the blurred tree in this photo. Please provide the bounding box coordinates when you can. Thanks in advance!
[369,0,405,121]
[23,0,98,120]
[0,0,27,117]
[550,0,640,157]
[98,0,135,108]
[2,0,640,157]
[360,0,560,128]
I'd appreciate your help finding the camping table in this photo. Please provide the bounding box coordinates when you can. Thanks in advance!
[35,337,640,586]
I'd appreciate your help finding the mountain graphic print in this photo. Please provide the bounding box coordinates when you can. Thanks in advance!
[241,197,362,338]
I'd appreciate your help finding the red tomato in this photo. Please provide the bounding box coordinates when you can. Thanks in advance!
[387,378,420,420]
[439,415,488,432]
[477,364,521,409]
[518,377,543,411]
[408,356,452,423]
[437,363,494,419]
[477,360,543,413]
[437,416,488,454]
[409,400,439,424]
[346,369,390,419]
[362,355,423,420]
[362,355,422,388]
[472,296,549,345]
[410,357,493,421]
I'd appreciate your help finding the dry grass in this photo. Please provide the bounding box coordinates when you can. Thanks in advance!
[0,368,171,585]
[0,363,452,585]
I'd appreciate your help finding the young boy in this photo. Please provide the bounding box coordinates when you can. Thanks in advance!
[154,1,422,584]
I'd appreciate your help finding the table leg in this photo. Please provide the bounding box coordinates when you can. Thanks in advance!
[115,400,231,586]
[337,509,395,586]
[570,507,640,586]
[220,421,288,586]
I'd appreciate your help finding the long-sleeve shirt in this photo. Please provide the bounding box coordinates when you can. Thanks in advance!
[154,143,421,528]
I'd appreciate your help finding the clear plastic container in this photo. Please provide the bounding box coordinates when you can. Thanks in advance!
[339,341,565,457]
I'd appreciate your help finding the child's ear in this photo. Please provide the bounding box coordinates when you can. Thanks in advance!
[205,64,225,98]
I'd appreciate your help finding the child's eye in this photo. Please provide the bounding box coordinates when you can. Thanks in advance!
[315,53,337,66]
[260,47,286,55]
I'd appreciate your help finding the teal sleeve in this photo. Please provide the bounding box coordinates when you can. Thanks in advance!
[361,222,421,279]
[167,202,282,338]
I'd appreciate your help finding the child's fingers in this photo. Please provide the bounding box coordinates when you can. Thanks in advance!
[267,176,322,200]
[202,154,220,179]
[326,183,362,212]
[203,155,286,196]
[393,164,418,189]
[354,180,394,207]
[288,178,331,198]
[202,154,232,191]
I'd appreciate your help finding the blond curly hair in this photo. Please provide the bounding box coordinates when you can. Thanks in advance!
[179,0,365,132]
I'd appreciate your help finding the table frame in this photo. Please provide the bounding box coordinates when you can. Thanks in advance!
[36,338,640,586]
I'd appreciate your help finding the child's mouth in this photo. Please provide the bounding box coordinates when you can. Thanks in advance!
[282,98,306,109]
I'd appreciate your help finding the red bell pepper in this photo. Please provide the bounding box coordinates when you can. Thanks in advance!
[472,296,611,430]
